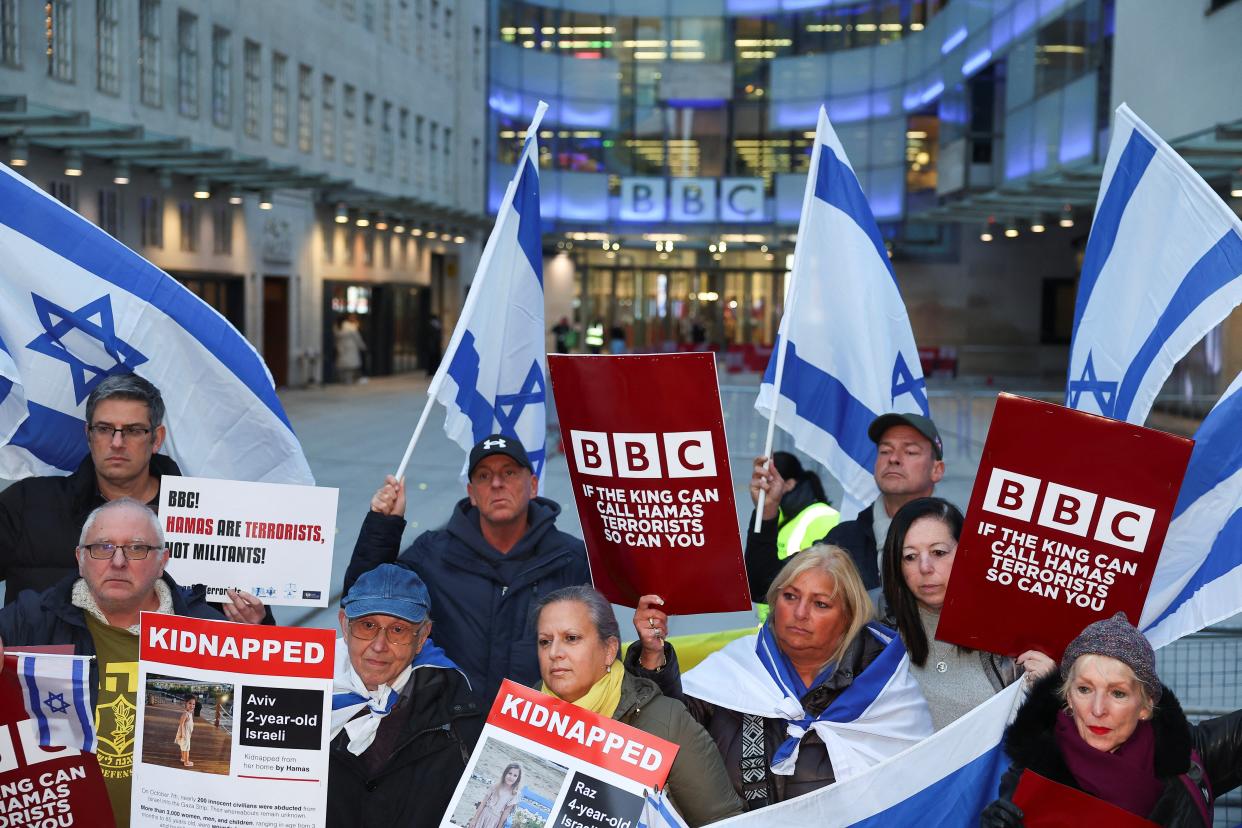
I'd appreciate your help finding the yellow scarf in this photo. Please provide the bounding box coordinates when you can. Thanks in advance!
[542,660,626,717]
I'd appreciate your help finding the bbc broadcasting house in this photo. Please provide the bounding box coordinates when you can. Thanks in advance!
[2,0,1242,403]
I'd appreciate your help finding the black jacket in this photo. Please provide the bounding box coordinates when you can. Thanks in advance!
[0,572,222,707]
[991,673,1242,827]
[344,498,591,706]
[0,453,182,602]
[327,664,482,828]
[819,500,880,590]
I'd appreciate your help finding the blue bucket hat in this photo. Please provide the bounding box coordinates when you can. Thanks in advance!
[341,564,431,624]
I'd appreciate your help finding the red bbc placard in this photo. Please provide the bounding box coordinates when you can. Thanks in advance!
[1012,770,1159,827]
[937,394,1193,661]
[0,656,116,827]
[548,353,750,614]
[487,680,678,790]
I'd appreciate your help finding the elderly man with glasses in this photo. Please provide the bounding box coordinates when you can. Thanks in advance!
[0,496,260,826]
[329,564,481,828]
[0,372,259,623]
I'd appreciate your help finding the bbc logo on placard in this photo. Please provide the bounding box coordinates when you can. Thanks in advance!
[981,467,1156,553]
[569,430,716,479]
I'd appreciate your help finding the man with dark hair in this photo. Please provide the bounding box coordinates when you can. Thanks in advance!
[817,413,945,591]
[0,498,263,825]
[345,434,590,705]
[0,373,260,622]
[329,564,480,828]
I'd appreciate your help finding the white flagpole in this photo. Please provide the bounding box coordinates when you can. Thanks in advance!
[754,106,828,533]
[393,100,549,480]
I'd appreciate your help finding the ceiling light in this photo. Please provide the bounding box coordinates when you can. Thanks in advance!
[1004,219,1019,238]
[193,177,211,199]
[1230,174,1242,199]
[410,227,423,237]
[334,203,349,223]
[1030,213,1046,233]
[393,222,406,234]
[158,169,172,189]
[425,230,438,239]
[980,221,994,242]
[64,150,83,177]
[228,187,243,205]
[113,162,130,185]
[8,136,28,167]
[454,234,466,244]
[258,190,273,210]
[356,214,370,227]
[1059,205,1075,228]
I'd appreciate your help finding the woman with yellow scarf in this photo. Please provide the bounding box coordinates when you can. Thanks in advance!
[535,586,743,827]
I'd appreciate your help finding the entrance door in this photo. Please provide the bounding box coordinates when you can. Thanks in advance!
[262,276,290,388]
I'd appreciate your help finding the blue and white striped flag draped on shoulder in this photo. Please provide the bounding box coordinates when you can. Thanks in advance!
[14,653,97,753]
[1065,103,1242,425]
[682,622,932,784]
[707,681,1025,828]
[0,163,313,484]
[430,103,549,483]
[756,107,928,517]
[1141,368,1242,648]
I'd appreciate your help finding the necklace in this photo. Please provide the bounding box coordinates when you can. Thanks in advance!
[928,636,950,673]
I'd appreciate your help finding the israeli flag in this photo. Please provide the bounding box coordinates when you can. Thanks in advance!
[0,163,313,484]
[708,681,1024,827]
[1066,104,1242,424]
[1141,369,1242,648]
[14,653,97,753]
[430,102,548,481]
[638,789,690,828]
[756,107,927,517]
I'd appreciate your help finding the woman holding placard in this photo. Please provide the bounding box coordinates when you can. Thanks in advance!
[631,545,933,810]
[880,497,1055,730]
[532,586,743,827]
[981,613,1241,826]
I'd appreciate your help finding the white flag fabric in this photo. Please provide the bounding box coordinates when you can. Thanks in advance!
[708,681,1025,827]
[756,107,927,517]
[638,788,690,828]
[0,163,312,484]
[1141,369,1242,647]
[1065,103,1242,424]
[430,102,548,481]
[16,653,97,752]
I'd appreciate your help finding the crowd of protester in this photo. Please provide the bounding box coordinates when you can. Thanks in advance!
[0,373,1237,827]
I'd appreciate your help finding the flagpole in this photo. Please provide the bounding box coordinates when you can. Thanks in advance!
[394,101,549,481]
[754,107,829,533]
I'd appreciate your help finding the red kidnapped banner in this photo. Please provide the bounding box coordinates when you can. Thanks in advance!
[1012,770,1159,827]
[487,680,677,790]
[140,613,335,679]
[548,353,750,614]
[937,395,1192,661]
[0,656,115,827]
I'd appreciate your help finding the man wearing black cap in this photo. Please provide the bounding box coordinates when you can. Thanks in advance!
[344,434,590,706]
[817,413,945,591]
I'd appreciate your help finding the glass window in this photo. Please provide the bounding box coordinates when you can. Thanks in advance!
[342,84,356,165]
[381,100,393,175]
[140,195,163,248]
[398,107,409,182]
[177,11,198,117]
[213,203,232,255]
[179,200,198,252]
[243,40,260,137]
[297,64,313,153]
[97,188,121,237]
[96,0,119,92]
[211,26,231,127]
[48,180,75,208]
[47,0,74,81]
[322,75,336,159]
[0,0,19,67]
[139,0,161,106]
[363,92,375,172]
[271,52,288,145]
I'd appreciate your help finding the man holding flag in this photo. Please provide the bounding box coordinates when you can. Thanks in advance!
[345,103,589,706]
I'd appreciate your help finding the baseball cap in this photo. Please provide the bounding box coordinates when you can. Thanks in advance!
[867,413,943,460]
[468,434,533,477]
[341,564,430,624]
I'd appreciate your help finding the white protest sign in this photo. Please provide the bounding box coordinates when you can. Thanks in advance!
[158,476,338,607]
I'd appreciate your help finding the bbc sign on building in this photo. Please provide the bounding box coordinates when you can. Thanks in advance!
[620,177,766,223]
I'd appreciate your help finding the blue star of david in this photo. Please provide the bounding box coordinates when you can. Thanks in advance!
[43,691,71,715]
[494,361,546,478]
[891,352,929,412]
[25,293,149,404]
[1067,352,1118,414]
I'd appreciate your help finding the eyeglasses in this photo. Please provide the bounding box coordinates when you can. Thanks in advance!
[88,424,152,441]
[80,542,162,560]
[348,618,422,646]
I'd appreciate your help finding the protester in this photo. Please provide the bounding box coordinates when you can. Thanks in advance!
[533,585,743,826]
[817,413,945,591]
[630,546,932,810]
[335,315,367,384]
[0,372,263,622]
[466,762,523,828]
[744,451,841,604]
[609,324,627,355]
[551,316,572,354]
[345,434,590,706]
[880,497,1054,730]
[329,564,481,828]
[981,613,1242,827]
[0,497,262,826]
[174,695,197,767]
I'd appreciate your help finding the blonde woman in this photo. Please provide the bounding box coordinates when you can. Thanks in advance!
[174,696,196,767]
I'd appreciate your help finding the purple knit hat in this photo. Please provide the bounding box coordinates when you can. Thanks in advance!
[1059,612,1162,705]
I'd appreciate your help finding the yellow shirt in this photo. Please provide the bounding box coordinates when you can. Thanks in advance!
[85,613,140,828]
